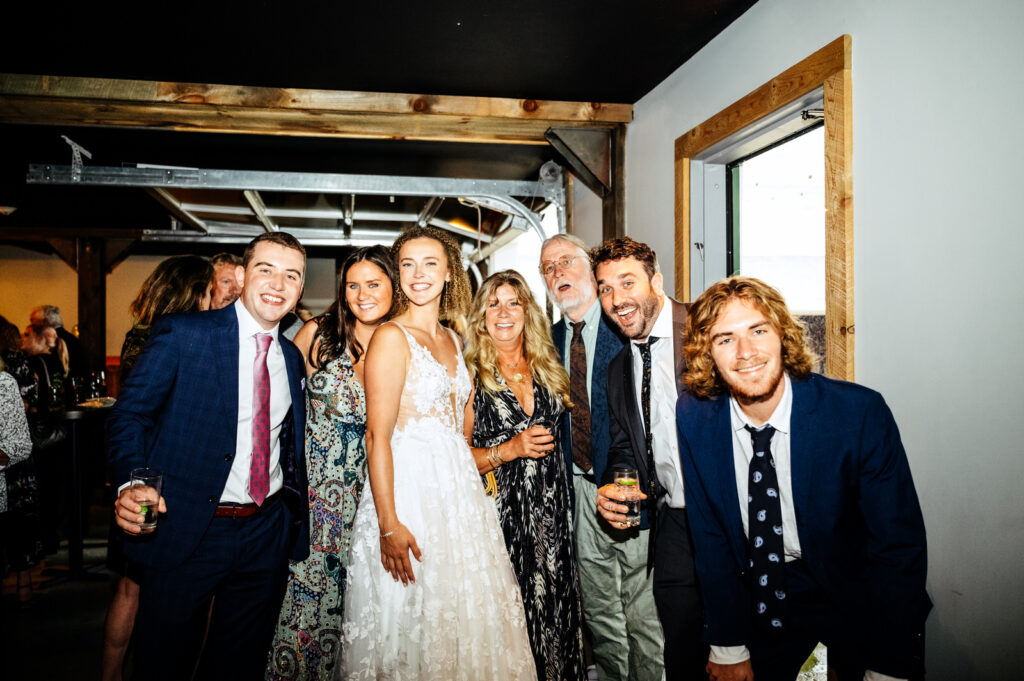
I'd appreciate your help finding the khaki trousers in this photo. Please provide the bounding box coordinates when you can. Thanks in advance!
[574,474,665,681]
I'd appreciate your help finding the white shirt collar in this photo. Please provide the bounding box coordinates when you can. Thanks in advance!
[730,372,793,435]
[233,298,281,343]
[631,295,671,346]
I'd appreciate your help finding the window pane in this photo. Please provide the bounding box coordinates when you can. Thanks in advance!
[737,126,825,315]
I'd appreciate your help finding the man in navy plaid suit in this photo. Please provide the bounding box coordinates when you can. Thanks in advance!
[108,232,310,681]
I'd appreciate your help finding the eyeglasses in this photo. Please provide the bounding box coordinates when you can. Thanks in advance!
[539,255,580,276]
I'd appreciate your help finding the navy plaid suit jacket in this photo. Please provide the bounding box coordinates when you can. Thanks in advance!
[106,304,309,570]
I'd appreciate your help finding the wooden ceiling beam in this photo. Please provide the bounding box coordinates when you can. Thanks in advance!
[0,74,633,145]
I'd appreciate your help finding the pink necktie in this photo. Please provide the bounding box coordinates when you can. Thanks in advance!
[249,333,273,506]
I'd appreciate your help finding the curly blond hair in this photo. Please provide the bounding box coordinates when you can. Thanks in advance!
[390,226,471,336]
[464,270,572,407]
[684,276,817,399]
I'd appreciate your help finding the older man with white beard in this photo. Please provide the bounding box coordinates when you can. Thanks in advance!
[541,233,664,681]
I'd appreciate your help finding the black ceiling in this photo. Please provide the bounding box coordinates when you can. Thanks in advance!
[1,0,758,241]
[4,0,756,103]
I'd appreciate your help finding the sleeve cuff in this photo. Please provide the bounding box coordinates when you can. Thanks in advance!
[709,645,750,665]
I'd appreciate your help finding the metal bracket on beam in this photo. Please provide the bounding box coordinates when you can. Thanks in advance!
[61,135,92,183]
[243,190,278,232]
[144,188,209,234]
[417,197,443,227]
[545,126,611,198]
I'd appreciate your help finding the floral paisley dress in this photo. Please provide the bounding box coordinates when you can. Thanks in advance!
[267,350,368,681]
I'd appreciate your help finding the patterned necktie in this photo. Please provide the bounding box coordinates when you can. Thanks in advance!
[744,424,786,636]
[249,333,273,506]
[637,337,658,501]
[569,320,592,472]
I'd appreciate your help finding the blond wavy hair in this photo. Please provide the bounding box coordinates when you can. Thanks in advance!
[391,227,471,336]
[464,270,571,407]
[684,276,818,399]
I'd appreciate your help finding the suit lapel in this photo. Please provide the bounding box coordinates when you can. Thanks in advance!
[212,307,240,427]
[619,346,647,471]
[787,375,821,542]
[706,396,750,566]
[552,320,566,364]
[670,299,689,398]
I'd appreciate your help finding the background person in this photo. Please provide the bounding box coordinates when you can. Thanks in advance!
[30,304,88,378]
[21,321,68,555]
[266,246,397,681]
[463,270,586,681]
[102,254,215,681]
[0,336,40,609]
[209,253,243,310]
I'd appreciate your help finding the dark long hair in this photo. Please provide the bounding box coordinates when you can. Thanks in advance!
[130,255,214,326]
[312,245,397,369]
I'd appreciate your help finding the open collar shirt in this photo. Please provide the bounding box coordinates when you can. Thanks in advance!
[221,299,290,503]
[629,297,686,509]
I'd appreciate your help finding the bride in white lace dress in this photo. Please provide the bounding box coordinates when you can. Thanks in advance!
[338,227,537,681]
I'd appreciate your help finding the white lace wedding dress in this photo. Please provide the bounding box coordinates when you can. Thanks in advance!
[338,323,537,681]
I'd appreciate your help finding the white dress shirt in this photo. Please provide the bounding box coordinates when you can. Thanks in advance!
[730,373,802,561]
[710,373,904,681]
[220,299,291,504]
[629,297,686,509]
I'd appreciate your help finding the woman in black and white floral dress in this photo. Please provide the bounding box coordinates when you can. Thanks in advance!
[463,270,586,681]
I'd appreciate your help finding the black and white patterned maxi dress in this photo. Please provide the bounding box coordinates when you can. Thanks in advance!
[472,378,586,681]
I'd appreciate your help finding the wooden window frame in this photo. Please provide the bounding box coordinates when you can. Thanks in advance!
[674,35,853,380]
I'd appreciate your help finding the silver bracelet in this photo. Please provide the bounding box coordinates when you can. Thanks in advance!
[380,529,394,539]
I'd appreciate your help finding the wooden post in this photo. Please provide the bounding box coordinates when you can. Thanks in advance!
[602,123,626,240]
[76,237,105,373]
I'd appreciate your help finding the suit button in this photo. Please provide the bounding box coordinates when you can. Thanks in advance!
[224,454,233,462]
[208,495,216,503]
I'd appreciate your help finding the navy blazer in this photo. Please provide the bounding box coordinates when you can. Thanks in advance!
[552,311,624,501]
[106,305,310,570]
[676,373,931,677]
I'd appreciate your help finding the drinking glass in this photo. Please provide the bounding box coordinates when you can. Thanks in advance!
[129,467,163,530]
[612,467,642,528]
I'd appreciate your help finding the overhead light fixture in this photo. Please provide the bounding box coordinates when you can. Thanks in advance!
[0,206,17,216]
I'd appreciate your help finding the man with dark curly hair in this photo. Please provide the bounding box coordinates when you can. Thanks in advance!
[672,276,930,681]
[592,236,707,681]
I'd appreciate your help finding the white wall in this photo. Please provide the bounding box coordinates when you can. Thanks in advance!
[1,247,339,358]
[0,244,78,333]
[572,178,603,248]
[625,0,1024,677]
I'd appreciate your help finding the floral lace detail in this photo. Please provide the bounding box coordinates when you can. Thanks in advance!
[338,323,536,681]
[390,322,471,436]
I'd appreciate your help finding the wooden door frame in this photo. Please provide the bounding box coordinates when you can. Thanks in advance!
[674,35,853,379]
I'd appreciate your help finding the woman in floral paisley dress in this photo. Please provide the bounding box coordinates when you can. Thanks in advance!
[266,246,396,681]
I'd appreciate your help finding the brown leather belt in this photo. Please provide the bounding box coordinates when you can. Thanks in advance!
[213,491,281,519]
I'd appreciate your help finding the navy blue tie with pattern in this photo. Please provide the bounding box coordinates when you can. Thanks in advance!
[744,424,786,636]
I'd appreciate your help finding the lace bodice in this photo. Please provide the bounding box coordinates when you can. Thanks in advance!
[391,322,472,436]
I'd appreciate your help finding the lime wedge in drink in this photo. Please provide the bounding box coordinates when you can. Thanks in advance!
[139,505,149,514]
[616,479,638,486]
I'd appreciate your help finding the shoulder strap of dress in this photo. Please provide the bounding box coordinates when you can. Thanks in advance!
[444,325,463,353]
[385,320,419,354]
